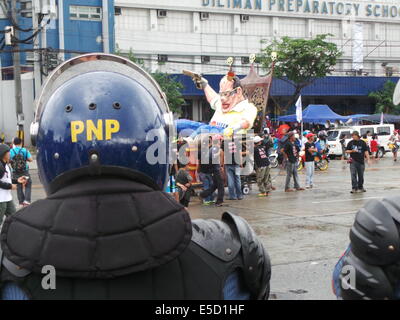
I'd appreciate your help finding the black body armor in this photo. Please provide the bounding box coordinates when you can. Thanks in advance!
[338,197,400,300]
[0,175,271,300]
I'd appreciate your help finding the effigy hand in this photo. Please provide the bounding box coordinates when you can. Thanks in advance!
[183,70,208,90]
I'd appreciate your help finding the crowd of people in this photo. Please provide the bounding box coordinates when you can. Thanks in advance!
[164,121,393,208]
[0,138,32,223]
[164,124,332,208]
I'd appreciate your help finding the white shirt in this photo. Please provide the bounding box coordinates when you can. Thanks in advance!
[0,163,12,202]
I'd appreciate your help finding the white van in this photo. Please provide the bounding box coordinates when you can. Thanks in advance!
[327,124,395,157]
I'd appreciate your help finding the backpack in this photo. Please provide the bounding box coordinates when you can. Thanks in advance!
[11,148,27,174]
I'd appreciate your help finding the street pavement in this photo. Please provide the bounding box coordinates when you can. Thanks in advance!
[21,155,400,300]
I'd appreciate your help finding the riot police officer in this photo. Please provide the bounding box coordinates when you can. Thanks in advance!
[0,54,271,300]
[333,196,400,300]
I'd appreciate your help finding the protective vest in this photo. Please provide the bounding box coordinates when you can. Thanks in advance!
[338,196,400,300]
[0,174,270,300]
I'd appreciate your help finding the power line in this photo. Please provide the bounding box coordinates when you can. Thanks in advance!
[0,47,398,76]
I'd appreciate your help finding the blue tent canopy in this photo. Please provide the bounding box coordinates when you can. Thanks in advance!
[278,104,349,124]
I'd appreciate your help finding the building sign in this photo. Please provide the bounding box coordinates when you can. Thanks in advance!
[201,0,400,19]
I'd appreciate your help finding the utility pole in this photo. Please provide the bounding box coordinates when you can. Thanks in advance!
[32,0,41,99]
[11,0,24,144]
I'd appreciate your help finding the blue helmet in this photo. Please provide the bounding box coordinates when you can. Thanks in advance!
[31,54,174,194]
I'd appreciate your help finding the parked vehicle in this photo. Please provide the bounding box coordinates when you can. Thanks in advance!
[326,124,395,158]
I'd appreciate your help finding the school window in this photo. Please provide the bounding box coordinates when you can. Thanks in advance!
[70,5,102,21]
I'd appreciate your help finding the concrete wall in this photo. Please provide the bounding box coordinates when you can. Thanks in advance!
[0,79,35,146]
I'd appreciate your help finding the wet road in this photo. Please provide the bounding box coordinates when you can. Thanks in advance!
[23,156,400,300]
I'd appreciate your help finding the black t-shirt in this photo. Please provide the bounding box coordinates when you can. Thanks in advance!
[278,135,288,153]
[305,142,316,162]
[197,149,213,174]
[254,145,270,168]
[176,169,192,185]
[222,139,242,166]
[170,164,177,177]
[346,139,368,164]
[210,145,221,171]
[262,137,274,152]
[284,141,299,163]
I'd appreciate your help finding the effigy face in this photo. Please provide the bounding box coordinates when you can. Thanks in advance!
[218,78,245,114]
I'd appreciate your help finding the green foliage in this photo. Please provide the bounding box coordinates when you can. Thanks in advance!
[368,80,400,114]
[115,48,185,115]
[152,72,184,115]
[259,34,342,109]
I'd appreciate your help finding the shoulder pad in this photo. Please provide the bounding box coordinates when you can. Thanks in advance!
[350,197,400,266]
[191,218,241,262]
[0,246,31,278]
[222,212,271,300]
[339,249,394,300]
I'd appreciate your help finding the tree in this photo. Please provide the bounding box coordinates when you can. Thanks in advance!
[259,34,342,110]
[115,48,185,115]
[368,80,400,114]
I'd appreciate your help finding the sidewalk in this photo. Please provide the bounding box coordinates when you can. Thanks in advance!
[30,156,38,170]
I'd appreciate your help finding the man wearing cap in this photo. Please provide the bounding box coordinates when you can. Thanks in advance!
[283,132,305,192]
[346,131,370,193]
[254,136,271,197]
[304,133,318,189]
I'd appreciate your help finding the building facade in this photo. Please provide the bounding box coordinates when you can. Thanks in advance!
[0,0,115,145]
[0,0,115,76]
[115,0,400,120]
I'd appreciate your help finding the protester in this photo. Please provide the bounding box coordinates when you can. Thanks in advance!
[389,130,400,162]
[10,137,33,208]
[197,137,215,205]
[346,131,370,193]
[261,132,276,191]
[176,165,193,209]
[0,144,26,223]
[370,134,379,159]
[272,134,279,151]
[262,130,274,152]
[304,133,318,189]
[301,131,310,149]
[198,135,225,206]
[222,136,243,201]
[361,134,371,154]
[165,155,179,203]
[339,133,347,161]
[283,132,305,192]
[316,131,328,155]
[254,136,272,197]
[278,131,289,165]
